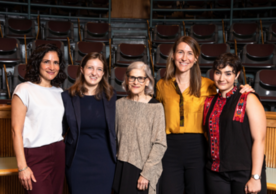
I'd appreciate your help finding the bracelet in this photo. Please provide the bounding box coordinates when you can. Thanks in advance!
[18,166,28,172]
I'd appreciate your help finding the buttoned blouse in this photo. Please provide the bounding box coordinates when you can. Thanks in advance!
[156,77,217,134]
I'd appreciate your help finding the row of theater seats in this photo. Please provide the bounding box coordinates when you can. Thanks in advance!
[0,18,110,43]
[11,64,276,111]
[154,43,276,74]
[2,17,276,47]
[150,22,276,46]
[153,0,275,18]
[1,0,109,17]
[4,18,273,75]
[0,18,275,110]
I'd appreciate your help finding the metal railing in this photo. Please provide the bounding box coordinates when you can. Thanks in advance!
[150,0,276,27]
[0,0,111,23]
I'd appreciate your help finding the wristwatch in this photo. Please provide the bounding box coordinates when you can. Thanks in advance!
[251,174,261,180]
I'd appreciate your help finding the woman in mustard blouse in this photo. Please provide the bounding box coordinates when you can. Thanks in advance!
[156,36,253,194]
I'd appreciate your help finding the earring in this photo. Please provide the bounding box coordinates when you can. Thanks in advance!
[234,78,238,86]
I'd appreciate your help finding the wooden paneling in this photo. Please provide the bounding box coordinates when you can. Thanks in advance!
[0,119,14,157]
[268,190,276,194]
[111,0,150,19]
[266,112,276,168]
[266,127,276,168]
[0,175,70,194]
[0,175,25,194]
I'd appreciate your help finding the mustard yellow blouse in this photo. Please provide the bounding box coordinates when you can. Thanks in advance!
[156,77,217,134]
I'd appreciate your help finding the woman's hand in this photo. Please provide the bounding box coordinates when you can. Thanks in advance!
[18,167,36,190]
[240,84,255,93]
[244,178,261,194]
[137,175,149,191]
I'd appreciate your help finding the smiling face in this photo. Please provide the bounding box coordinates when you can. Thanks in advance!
[39,51,60,85]
[214,65,240,94]
[173,42,198,74]
[81,58,104,88]
[127,69,149,96]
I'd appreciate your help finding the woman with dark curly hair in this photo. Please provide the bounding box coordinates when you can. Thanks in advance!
[11,44,67,194]
[62,52,116,194]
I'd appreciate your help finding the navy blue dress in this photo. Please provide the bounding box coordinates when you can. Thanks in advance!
[66,95,115,194]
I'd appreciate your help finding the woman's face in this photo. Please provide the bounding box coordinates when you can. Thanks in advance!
[127,69,149,96]
[39,51,60,84]
[81,58,105,88]
[173,42,198,74]
[213,65,240,93]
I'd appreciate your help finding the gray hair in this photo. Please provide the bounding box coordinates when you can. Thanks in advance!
[122,61,155,96]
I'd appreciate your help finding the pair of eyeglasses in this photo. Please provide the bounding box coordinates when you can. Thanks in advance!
[127,76,148,83]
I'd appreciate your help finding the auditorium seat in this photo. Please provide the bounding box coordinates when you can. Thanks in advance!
[115,43,147,67]
[241,44,276,74]
[13,63,26,92]
[74,41,106,65]
[153,1,177,18]
[152,24,181,47]
[183,1,207,18]
[83,22,110,44]
[5,18,35,42]
[58,0,80,16]
[244,0,270,17]
[156,68,166,82]
[30,0,51,14]
[254,69,276,111]
[31,39,64,54]
[0,38,21,65]
[63,65,78,90]
[110,67,127,98]
[155,43,173,70]
[0,0,20,12]
[198,43,230,72]
[227,23,259,49]
[265,23,276,44]
[45,20,74,42]
[213,0,242,18]
[189,24,218,44]
[89,0,109,17]
[0,38,21,94]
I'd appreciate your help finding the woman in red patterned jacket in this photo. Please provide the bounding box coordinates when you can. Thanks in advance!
[203,53,267,194]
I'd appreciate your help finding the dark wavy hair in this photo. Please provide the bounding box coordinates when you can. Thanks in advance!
[69,52,114,101]
[24,44,67,87]
[213,53,242,75]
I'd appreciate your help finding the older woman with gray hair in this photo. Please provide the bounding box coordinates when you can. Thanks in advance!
[112,61,167,194]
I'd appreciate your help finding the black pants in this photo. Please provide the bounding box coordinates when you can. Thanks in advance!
[206,168,267,194]
[160,133,207,194]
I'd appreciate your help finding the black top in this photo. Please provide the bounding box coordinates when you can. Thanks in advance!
[204,89,265,172]
[149,97,159,104]
[80,95,107,130]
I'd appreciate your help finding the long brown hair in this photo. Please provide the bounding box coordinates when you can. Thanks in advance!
[164,36,202,97]
[69,52,114,100]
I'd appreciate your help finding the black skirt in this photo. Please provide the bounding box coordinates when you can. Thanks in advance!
[112,160,149,194]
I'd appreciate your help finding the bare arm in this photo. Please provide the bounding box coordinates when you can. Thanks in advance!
[11,95,36,190]
[244,94,266,193]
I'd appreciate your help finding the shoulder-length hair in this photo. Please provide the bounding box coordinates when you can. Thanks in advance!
[69,52,114,101]
[122,61,155,96]
[164,36,202,97]
[25,44,67,87]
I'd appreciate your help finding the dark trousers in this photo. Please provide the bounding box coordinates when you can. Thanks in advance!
[160,133,207,194]
[24,141,65,194]
[206,168,267,194]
